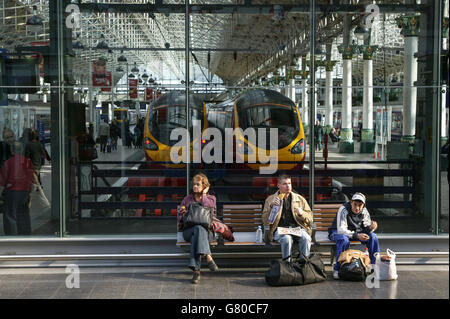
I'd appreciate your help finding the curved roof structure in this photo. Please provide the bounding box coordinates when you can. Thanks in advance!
[0,0,423,90]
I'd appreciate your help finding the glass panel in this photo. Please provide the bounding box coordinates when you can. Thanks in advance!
[311,0,445,234]
[0,0,55,236]
[1,0,444,238]
[440,0,449,234]
[63,2,188,235]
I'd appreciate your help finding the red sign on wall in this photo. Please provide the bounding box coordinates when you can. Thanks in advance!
[129,79,138,99]
[145,87,153,101]
[93,71,111,91]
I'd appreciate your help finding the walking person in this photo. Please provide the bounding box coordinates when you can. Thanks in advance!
[0,142,38,235]
[98,119,110,153]
[314,120,324,151]
[24,129,51,187]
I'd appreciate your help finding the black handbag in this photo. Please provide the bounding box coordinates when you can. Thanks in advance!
[183,202,213,231]
[265,252,327,286]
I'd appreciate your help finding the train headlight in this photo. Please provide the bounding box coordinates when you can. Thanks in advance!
[237,141,254,154]
[144,137,158,151]
[291,139,305,154]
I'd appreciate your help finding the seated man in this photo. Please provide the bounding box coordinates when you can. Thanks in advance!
[328,192,379,279]
[329,128,341,143]
[262,175,313,262]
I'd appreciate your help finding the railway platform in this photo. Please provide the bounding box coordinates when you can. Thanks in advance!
[0,264,447,300]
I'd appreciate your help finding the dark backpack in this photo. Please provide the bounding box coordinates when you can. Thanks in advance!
[338,257,367,281]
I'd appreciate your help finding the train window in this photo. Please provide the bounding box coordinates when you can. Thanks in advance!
[149,105,203,146]
[238,105,299,148]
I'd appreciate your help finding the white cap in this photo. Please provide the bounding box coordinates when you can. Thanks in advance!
[351,192,366,204]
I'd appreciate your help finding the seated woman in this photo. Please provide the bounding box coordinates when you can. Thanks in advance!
[177,173,219,284]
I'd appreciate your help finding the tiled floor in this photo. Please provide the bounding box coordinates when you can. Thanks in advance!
[0,265,447,300]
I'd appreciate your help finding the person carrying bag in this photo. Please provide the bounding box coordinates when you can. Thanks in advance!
[265,251,327,286]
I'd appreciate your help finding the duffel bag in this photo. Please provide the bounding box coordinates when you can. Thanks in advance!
[265,252,326,286]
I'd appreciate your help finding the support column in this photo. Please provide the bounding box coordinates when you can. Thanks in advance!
[396,15,420,145]
[340,58,354,153]
[441,8,449,145]
[272,70,281,93]
[300,57,309,136]
[289,78,296,102]
[324,60,337,133]
[360,45,378,153]
[337,16,359,153]
[285,67,296,102]
[301,74,309,136]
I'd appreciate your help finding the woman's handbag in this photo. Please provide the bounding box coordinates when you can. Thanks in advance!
[183,202,213,230]
[265,252,327,286]
[374,249,398,281]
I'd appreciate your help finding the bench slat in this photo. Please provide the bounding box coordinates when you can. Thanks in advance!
[223,215,262,219]
[314,218,335,222]
[314,214,337,217]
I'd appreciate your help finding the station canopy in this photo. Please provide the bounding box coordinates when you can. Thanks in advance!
[0,0,411,89]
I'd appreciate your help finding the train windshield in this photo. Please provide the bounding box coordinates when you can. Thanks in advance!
[149,105,203,146]
[238,104,299,149]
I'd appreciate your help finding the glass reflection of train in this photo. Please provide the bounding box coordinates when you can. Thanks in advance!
[109,100,149,125]
[0,99,50,143]
[207,89,306,171]
[143,91,207,168]
[142,89,306,171]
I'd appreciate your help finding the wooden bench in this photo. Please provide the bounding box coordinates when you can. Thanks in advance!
[312,203,362,265]
[222,204,264,246]
[176,204,264,247]
[177,202,362,265]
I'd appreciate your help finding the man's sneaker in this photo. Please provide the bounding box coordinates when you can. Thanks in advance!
[333,270,340,280]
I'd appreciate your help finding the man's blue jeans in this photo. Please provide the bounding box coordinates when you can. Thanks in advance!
[328,230,380,271]
[274,228,311,261]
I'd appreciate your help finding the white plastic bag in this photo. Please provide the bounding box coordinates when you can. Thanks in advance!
[374,249,398,281]
[31,184,51,209]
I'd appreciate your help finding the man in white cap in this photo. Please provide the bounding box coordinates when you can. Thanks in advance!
[327,192,379,279]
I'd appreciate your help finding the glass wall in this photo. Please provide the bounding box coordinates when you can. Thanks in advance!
[0,0,447,238]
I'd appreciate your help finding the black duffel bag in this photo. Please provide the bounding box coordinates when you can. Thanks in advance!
[183,202,213,231]
[265,252,327,286]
